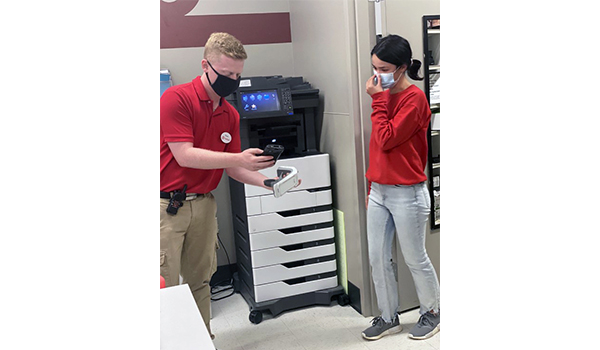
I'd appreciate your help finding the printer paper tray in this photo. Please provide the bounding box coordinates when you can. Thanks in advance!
[253,259,337,285]
[246,189,332,216]
[249,226,334,251]
[248,210,333,233]
[254,276,338,303]
[251,243,336,268]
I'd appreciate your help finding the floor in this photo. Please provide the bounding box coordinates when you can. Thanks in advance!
[210,292,440,350]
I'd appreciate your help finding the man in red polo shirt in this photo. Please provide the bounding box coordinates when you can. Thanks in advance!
[160,32,275,338]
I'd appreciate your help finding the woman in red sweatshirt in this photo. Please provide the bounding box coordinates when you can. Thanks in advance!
[361,35,440,342]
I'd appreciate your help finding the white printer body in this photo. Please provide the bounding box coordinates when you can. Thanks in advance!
[231,153,338,303]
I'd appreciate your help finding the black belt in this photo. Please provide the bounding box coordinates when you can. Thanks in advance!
[160,191,204,201]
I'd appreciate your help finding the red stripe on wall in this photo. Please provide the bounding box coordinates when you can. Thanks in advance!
[161,2,292,49]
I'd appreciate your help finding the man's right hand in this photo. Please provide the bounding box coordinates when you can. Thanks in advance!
[239,148,276,171]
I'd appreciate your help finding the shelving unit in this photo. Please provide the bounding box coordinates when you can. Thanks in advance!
[423,15,440,230]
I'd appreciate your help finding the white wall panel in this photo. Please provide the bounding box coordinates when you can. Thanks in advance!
[186,0,290,16]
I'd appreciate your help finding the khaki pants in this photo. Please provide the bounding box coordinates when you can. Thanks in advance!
[160,193,219,335]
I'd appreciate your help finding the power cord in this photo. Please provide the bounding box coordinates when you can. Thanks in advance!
[210,233,236,301]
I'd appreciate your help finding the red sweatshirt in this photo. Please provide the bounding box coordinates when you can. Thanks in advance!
[366,85,431,190]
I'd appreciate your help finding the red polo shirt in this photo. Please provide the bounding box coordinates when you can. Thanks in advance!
[366,85,431,188]
[160,76,242,194]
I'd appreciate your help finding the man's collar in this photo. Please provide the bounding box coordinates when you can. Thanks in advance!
[193,76,224,106]
[193,76,210,101]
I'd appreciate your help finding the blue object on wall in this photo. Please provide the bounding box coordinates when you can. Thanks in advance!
[160,69,173,97]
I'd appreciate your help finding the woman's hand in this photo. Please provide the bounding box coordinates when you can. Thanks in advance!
[366,74,383,96]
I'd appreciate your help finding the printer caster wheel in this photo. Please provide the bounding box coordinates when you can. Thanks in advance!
[337,294,350,306]
[249,310,263,324]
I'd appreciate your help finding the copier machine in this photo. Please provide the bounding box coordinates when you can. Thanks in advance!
[227,76,349,324]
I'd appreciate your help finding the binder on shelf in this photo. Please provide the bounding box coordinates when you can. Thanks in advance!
[160,69,173,97]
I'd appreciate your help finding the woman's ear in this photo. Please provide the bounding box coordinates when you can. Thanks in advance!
[397,64,408,76]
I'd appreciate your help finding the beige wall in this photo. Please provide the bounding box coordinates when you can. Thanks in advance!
[186,0,290,16]
[288,0,375,315]
[160,44,295,87]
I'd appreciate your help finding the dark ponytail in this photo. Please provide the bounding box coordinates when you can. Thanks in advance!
[371,34,424,81]
[407,59,424,81]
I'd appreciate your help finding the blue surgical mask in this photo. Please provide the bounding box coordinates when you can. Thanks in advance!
[374,67,400,90]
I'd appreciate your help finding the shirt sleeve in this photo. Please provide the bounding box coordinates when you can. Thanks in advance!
[370,92,425,151]
[160,89,195,143]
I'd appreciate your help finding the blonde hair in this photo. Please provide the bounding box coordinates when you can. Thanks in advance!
[204,32,247,62]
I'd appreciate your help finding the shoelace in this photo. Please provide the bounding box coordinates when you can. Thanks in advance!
[370,316,385,327]
[417,313,434,328]
[371,315,397,327]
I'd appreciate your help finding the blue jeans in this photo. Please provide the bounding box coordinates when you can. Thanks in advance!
[367,182,440,322]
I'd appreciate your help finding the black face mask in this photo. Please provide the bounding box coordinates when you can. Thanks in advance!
[206,60,240,97]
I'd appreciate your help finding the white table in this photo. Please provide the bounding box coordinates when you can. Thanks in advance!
[160,284,215,350]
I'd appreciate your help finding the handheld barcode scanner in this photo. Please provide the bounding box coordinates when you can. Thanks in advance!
[263,166,299,198]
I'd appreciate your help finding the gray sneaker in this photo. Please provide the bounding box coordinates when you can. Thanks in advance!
[408,311,440,340]
[361,315,402,341]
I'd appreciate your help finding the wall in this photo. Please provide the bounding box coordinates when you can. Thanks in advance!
[288,0,374,315]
